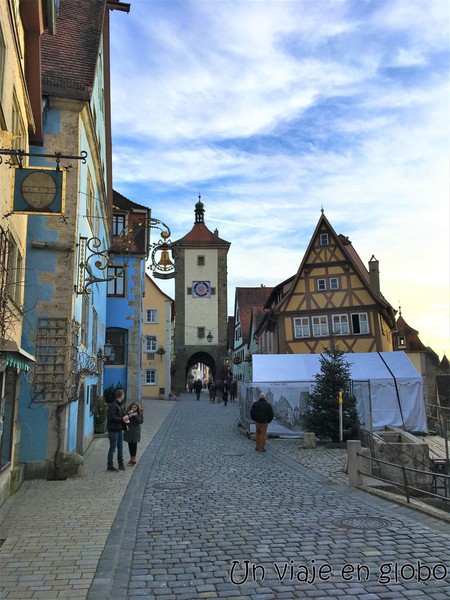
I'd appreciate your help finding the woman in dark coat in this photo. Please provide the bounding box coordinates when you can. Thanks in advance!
[123,402,143,465]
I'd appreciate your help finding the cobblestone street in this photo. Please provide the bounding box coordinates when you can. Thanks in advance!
[88,393,450,600]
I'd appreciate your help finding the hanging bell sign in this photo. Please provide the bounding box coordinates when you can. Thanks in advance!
[152,242,175,279]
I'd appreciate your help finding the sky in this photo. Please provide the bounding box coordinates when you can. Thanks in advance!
[109,0,449,359]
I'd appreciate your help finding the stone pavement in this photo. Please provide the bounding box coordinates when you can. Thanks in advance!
[87,393,450,600]
[1,393,450,600]
[0,399,175,600]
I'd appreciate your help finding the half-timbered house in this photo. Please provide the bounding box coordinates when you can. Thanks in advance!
[256,212,397,355]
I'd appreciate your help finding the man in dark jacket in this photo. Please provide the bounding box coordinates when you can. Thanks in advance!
[250,392,274,452]
[106,388,128,471]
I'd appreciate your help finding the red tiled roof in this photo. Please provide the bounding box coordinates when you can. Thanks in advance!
[173,223,230,247]
[40,0,106,100]
[236,287,273,345]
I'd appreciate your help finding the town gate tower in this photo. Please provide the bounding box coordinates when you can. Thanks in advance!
[171,198,230,392]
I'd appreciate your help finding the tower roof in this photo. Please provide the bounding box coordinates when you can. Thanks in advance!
[172,198,230,248]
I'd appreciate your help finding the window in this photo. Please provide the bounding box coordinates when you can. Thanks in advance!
[293,317,310,338]
[105,328,127,365]
[145,335,157,352]
[332,314,349,335]
[6,235,23,306]
[330,277,339,290]
[352,313,369,334]
[145,369,157,385]
[107,265,125,296]
[0,25,5,102]
[80,293,90,347]
[312,315,329,337]
[145,309,158,323]
[86,170,95,232]
[319,233,329,246]
[197,255,205,266]
[317,279,326,291]
[11,91,26,156]
[92,308,98,355]
[112,214,126,236]
[197,327,205,339]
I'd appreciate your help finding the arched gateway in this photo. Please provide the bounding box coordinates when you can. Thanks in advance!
[171,198,230,392]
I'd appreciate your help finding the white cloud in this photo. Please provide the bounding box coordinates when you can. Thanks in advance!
[110,0,450,357]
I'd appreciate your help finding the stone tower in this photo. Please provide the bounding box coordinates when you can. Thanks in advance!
[171,198,230,392]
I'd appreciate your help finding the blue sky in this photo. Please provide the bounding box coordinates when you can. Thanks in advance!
[109,0,449,358]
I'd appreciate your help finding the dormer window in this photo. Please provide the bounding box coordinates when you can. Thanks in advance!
[319,233,329,246]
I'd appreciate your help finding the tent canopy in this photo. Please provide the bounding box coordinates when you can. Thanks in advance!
[250,352,426,432]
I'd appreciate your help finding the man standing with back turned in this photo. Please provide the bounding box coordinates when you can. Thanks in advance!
[250,392,274,452]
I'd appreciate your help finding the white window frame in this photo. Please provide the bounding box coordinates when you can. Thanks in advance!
[145,309,158,323]
[329,277,339,290]
[145,369,157,385]
[332,314,349,335]
[107,265,125,296]
[145,335,157,352]
[293,317,310,339]
[319,233,329,246]
[317,278,326,292]
[312,315,329,337]
[352,313,369,335]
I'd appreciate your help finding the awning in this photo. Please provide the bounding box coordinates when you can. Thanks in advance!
[0,340,35,372]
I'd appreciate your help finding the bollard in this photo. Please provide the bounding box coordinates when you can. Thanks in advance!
[303,432,316,449]
[347,440,363,487]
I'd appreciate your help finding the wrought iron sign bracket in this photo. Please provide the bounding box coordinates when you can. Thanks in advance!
[0,148,87,170]
[149,217,175,279]
[75,236,123,295]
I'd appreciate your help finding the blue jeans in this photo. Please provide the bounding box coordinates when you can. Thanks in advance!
[107,430,124,467]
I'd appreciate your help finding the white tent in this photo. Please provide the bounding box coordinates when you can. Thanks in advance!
[247,351,427,433]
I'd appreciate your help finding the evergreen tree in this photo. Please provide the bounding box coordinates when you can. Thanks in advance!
[303,344,359,442]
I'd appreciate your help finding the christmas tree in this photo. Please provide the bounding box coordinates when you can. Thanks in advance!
[303,344,359,442]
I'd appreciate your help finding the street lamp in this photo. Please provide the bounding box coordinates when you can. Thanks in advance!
[206,331,213,343]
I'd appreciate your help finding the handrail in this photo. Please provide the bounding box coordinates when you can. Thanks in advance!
[356,451,450,505]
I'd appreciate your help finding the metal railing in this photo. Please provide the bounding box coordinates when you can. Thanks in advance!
[354,451,450,509]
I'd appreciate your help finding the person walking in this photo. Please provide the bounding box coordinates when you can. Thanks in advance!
[124,402,144,465]
[106,388,129,471]
[223,380,229,406]
[250,392,274,452]
[194,378,203,400]
[230,378,238,402]
[208,379,216,402]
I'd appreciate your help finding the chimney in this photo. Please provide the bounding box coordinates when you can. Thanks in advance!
[368,255,380,295]
[214,228,219,236]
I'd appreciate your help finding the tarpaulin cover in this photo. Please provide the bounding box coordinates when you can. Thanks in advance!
[241,351,427,434]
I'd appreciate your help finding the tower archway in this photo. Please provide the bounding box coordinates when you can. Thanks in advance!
[185,351,216,388]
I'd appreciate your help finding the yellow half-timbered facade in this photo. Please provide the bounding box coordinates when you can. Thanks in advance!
[256,212,396,355]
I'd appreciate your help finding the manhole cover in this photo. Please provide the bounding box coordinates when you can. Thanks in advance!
[334,516,390,530]
[154,481,201,491]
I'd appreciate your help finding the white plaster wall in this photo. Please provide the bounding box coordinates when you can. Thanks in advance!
[184,249,218,345]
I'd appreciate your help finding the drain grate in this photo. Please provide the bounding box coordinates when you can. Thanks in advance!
[222,451,245,457]
[154,481,201,491]
[334,516,391,530]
